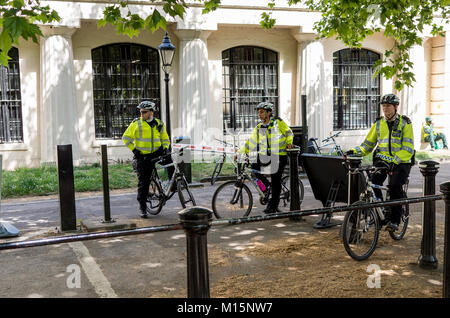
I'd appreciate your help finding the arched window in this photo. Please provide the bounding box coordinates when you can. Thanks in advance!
[0,47,23,143]
[333,48,381,130]
[222,46,278,132]
[91,43,160,139]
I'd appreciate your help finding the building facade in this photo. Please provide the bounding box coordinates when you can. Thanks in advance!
[1,0,449,170]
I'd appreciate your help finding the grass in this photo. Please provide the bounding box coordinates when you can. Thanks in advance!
[1,150,448,199]
[0,160,235,199]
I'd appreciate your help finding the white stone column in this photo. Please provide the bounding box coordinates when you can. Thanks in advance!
[401,43,428,149]
[300,39,331,142]
[174,30,212,145]
[40,26,80,164]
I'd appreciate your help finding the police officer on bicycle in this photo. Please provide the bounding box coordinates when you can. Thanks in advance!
[346,93,415,232]
[237,101,294,214]
[122,101,173,218]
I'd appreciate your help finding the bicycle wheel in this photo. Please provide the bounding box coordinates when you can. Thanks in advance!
[211,161,224,185]
[389,183,409,240]
[212,180,253,219]
[177,176,196,209]
[280,175,305,207]
[342,201,380,261]
[147,178,165,215]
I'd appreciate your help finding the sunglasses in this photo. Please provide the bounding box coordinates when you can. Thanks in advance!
[140,110,152,114]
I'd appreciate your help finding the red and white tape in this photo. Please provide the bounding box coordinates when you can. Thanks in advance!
[172,143,238,154]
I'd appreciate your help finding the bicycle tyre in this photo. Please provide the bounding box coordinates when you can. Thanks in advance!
[342,201,380,261]
[280,175,305,207]
[211,161,224,185]
[147,178,165,215]
[389,183,409,240]
[212,180,253,219]
[177,176,196,209]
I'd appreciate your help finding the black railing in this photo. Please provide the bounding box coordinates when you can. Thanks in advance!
[1,146,450,298]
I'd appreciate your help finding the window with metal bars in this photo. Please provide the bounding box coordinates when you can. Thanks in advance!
[333,48,381,130]
[0,47,23,144]
[91,43,160,139]
[222,46,279,132]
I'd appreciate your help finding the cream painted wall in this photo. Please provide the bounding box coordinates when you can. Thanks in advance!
[0,40,41,170]
[207,26,298,141]
[304,33,396,151]
[71,22,179,163]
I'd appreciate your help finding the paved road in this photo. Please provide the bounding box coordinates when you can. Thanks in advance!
[0,161,449,298]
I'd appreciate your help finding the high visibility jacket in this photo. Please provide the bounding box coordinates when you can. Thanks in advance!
[122,118,170,154]
[351,115,414,164]
[239,117,294,156]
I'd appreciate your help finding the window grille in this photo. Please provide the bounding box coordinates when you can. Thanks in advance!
[222,46,279,132]
[0,47,23,143]
[92,43,160,139]
[333,49,381,130]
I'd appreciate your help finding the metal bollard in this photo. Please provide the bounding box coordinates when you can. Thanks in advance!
[178,206,212,298]
[441,182,450,298]
[101,145,114,223]
[418,160,439,269]
[347,157,362,205]
[57,144,77,231]
[287,148,301,220]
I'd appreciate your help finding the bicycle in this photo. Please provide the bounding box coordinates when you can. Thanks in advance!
[341,158,409,261]
[211,138,239,185]
[308,131,344,156]
[211,157,305,219]
[146,148,196,215]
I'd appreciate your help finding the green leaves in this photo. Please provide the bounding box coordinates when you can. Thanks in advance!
[0,0,60,66]
[293,0,450,90]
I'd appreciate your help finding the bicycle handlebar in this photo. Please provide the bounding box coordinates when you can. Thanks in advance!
[322,131,341,143]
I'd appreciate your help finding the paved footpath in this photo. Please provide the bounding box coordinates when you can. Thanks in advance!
[0,161,449,298]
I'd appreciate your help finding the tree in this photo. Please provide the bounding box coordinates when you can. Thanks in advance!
[1,0,450,90]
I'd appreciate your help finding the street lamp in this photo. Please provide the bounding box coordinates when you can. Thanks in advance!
[158,31,176,145]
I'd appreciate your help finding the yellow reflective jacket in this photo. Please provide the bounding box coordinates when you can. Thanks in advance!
[122,118,170,154]
[239,117,294,156]
[351,115,414,164]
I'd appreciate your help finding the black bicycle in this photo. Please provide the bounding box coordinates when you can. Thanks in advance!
[211,157,304,219]
[146,149,196,215]
[211,138,239,185]
[341,158,409,260]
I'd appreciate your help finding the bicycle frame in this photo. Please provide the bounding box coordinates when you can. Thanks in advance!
[310,132,343,155]
[154,149,187,198]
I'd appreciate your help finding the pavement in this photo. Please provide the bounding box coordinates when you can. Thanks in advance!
[1,159,450,299]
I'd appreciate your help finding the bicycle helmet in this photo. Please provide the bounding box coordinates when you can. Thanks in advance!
[137,100,157,111]
[256,102,274,112]
[425,116,432,123]
[380,94,399,105]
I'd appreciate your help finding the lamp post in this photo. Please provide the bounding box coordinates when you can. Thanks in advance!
[158,31,176,145]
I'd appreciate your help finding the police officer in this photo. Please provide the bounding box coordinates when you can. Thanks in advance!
[423,116,448,150]
[346,93,415,232]
[238,102,294,214]
[122,101,172,218]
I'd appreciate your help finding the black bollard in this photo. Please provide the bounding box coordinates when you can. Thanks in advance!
[440,182,450,298]
[101,145,114,223]
[178,206,212,298]
[57,145,77,231]
[287,148,301,220]
[418,160,439,269]
[347,157,362,205]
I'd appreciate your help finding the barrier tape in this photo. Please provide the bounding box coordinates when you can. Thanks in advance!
[172,143,238,154]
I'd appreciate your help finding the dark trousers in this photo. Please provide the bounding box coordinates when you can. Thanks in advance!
[251,155,288,209]
[135,147,174,211]
[371,162,411,224]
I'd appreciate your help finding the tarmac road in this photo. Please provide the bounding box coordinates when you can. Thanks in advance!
[0,161,449,298]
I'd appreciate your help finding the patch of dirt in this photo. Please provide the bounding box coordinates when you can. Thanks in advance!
[209,226,443,298]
